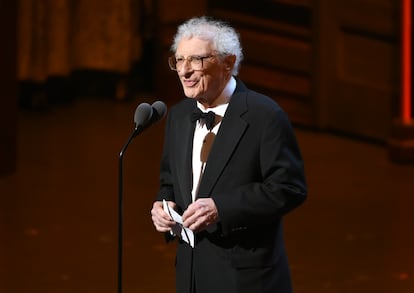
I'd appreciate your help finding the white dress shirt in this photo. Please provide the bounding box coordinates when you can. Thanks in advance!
[191,77,236,201]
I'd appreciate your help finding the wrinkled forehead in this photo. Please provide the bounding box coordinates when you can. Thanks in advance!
[175,36,216,55]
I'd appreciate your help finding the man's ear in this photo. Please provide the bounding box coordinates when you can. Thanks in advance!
[224,54,236,71]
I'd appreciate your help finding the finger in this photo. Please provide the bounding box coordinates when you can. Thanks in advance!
[182,204,197,222]
[154,224,171,233]
[187,208,218,232]
[151,202,172,219]
[152,210,174,226]
[167,201,177,210]
[188,213,211,232]
[183,213,197,228]
[151,206,175,231]
[184,208,209,230]
[153,217,175,232]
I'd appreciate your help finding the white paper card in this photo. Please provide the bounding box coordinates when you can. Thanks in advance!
[163,199,194,248]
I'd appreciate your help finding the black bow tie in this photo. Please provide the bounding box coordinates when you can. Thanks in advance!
[191,108,216,130]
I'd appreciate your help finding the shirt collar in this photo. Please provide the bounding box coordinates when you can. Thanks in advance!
[196,76,236,117]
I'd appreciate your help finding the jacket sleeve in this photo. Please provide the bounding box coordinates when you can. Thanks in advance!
[156,111,175,202]
[213,107,307,236]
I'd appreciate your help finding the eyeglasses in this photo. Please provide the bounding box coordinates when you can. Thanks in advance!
[168,55,216,71]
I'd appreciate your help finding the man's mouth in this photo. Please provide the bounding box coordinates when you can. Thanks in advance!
[182,79,198,87]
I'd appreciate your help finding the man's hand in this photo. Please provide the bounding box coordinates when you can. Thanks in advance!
[151,201,176,233]
[182,198,219,232]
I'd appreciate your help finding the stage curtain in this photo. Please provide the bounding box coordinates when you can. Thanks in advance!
[17,0,154,104]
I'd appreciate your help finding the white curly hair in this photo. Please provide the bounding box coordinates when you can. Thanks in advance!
[171,16,244,76]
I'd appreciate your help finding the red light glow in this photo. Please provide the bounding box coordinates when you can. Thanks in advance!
[402,0,412,122]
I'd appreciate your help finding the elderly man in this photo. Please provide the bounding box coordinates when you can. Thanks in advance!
[151,16,307,293]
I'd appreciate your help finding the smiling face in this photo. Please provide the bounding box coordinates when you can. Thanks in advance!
[175,37,233,108]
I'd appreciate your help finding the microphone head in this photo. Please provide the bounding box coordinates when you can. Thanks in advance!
[151,101,167,122]
[134,103,153,127]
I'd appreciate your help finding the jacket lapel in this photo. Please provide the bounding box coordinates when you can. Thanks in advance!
[197,87,249,197]
[175,103,197,206]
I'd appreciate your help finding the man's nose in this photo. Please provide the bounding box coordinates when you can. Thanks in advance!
[179,59,193,73]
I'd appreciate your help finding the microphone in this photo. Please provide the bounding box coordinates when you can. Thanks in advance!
[133,100,167,136]
[133,102,153,128]
[150,100,168,125]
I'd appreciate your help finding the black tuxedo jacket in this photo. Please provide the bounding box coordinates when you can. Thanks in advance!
[156,79,307,293]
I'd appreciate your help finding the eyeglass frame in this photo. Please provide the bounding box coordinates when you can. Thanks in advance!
[168,54,219,71]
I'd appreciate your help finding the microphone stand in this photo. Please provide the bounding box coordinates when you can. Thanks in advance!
[116,100,166,293]
[117,127,140,293]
